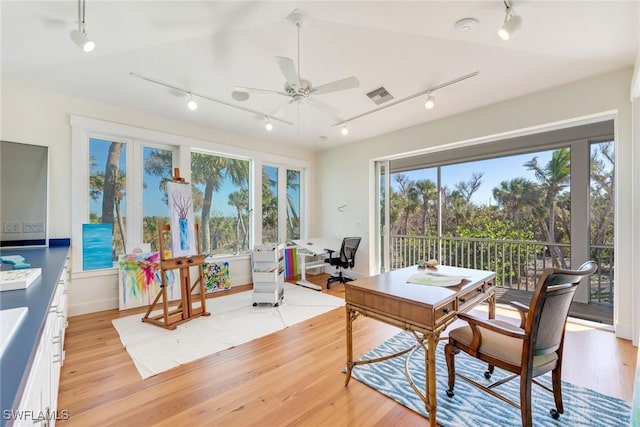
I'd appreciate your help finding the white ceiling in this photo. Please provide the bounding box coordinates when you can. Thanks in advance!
[1,1,638,151]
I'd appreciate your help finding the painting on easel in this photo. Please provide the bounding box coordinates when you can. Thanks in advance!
[118,252,176,310]
[167,181,197,258]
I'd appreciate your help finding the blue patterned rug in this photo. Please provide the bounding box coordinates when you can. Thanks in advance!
[350,331,631,426]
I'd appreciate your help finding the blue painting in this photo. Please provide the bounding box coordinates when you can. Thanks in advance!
[82,223,113,270]
[167,181,196,257]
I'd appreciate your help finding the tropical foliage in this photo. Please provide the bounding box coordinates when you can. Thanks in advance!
[389,143,614,289]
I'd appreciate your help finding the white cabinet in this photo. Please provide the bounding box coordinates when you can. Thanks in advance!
[251,243,285,306]
[14,258,70,426]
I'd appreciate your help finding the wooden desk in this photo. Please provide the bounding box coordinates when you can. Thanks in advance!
[344,265,496,427]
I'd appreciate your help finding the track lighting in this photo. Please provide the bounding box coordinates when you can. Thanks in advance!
[424,94,435,109]
[265,118,273,131]
[70,0,94,52]
[187,93,198,111]
[498,1,522,41]
[333,72,478,129]
[130,73,293,128]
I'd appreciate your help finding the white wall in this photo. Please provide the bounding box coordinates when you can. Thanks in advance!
[0,82,316,316]
[316,67,638,341]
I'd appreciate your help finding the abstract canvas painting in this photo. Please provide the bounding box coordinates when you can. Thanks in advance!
[167,181,196,258]
[203,260,231,292]
[118,251,176,310]
[82,223,113,270]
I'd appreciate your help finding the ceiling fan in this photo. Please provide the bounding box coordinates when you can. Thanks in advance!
[232,9,360,121]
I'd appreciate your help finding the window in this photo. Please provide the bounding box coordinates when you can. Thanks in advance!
[262,165,278,243]
[191,151,251,255]
[142,146,174,252]
[88,138,127,263]
[261,165,303,244]
[286,169,301,241]
[72,116,309,273]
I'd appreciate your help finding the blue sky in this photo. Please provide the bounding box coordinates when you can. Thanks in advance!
[393,150,555,206]
[90,140,299,218]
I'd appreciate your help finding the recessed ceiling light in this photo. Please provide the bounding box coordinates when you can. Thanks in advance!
[455,18,478,32]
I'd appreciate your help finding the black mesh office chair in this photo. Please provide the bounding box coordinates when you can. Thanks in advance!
[324,237,361,289]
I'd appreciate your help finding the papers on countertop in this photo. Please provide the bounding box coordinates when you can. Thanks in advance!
[407,271,466,287]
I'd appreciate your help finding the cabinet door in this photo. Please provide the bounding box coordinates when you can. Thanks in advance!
[14,335,51,427]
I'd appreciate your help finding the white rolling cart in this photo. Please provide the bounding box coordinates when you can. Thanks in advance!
[251,243,285,306]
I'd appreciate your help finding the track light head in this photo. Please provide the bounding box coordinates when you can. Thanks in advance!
[70,28,94,52]
[187,93,198,111]
[424,94,435,109]
[340,124,349,136]
[498,4,522,40]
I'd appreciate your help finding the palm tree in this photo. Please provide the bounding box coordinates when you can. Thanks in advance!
[413,179,437,235]
[262,168,278,242]
[492,178,538,224]
[89,142,127,258]
[228,189,249,253]
[286,170,301,240]
[190,153,226,252]
[524,148,571,268]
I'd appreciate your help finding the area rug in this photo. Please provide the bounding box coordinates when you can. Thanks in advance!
[350,331,632,427]
[112,283,343,379]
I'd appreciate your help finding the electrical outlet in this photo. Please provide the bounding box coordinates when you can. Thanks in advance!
[3,222,21,233]
[23,222,45,233]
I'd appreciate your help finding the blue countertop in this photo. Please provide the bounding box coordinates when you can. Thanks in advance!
[0,245,69,426]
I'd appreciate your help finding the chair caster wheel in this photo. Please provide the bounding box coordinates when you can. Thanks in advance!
[446,389,454,398]
[484,371,492,379]
[253,302,257,307]
[274,303,279,307]
[550,409,560,419]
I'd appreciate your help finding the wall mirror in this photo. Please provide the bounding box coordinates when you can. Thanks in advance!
[1,140,48,247]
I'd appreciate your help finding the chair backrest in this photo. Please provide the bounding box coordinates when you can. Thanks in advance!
[340,237,362,267]
[526,261,598,357]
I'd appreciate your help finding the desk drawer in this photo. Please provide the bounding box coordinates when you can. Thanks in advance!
[457,286,485,311]
[434,300,456,324]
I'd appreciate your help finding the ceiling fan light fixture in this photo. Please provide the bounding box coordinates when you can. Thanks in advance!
[187,93,198,111]
[498,2,522,40]
[340,124,349,136]
[71,0,94,52]
[424,94,435,109]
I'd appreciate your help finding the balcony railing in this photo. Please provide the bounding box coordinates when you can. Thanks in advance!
[390,235,614,304]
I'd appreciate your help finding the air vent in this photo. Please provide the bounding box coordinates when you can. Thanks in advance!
[366,86,394,105]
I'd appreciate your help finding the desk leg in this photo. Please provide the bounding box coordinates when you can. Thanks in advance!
[345,306,354,386]
[426,331,439,427]
[295,252,322,291]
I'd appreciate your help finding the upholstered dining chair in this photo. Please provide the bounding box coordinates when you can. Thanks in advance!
[444,261,598,427]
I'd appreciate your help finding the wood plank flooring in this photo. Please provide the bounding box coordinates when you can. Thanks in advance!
[57,274,637,427]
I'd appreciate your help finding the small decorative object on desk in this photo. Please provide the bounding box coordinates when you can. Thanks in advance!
[0,268,42,291]
[407,271,465,287]
[417,258,439,269]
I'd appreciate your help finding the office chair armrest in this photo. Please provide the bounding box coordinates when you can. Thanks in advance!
[456,312,527,352]
[325,248,337,257]
[508,301,529,328]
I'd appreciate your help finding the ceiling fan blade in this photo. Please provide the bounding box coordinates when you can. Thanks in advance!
[312,76,360,95]
[233,86,289,96]
[306,97,341,119]
[275,56,300,90]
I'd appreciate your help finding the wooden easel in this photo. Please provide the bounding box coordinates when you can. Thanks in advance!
[142,169,210,330]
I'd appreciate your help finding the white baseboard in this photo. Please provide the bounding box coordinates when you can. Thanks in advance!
[69,297,118,317]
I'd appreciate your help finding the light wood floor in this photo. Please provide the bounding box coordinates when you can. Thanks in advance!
[58,274,637,427]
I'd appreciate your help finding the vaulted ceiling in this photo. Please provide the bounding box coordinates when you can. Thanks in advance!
[1,1,638,150]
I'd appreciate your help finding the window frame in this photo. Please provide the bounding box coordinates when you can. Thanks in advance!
[71,115,310,275]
